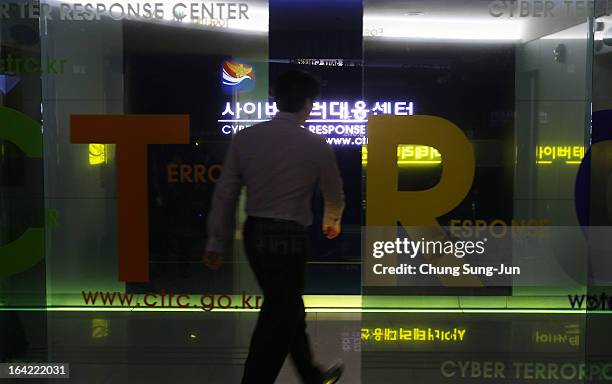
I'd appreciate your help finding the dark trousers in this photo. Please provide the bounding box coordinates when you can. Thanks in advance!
[241,217,323,384]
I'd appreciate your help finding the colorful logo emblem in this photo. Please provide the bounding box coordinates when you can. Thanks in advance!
[222,61,254,94]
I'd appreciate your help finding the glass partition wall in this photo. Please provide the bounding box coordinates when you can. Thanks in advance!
[0,0,611,382]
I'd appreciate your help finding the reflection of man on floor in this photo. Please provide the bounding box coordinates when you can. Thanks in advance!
[204,70,345,384]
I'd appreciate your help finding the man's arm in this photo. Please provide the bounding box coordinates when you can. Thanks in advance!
[318,141,345,238]
[205,138,243,255]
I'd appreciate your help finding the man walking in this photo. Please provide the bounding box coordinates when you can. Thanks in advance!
[204,70,345,384]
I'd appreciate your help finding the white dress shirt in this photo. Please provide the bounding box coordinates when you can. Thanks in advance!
[206,112,345,253]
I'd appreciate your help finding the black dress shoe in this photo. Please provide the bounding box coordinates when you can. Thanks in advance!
[322,361,344,384]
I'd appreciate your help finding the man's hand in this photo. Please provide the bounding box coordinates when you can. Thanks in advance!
[322,222,341,239]
[204,251,224,270]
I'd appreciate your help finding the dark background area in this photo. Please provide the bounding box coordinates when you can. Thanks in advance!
[122,2,515,295]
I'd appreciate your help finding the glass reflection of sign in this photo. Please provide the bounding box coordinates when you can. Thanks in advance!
[362,145,442,166]
[361,327,467,343]
[289,58,362,67]
[533,324,580,348]
[218,100,415,146]
[536,145,585,165]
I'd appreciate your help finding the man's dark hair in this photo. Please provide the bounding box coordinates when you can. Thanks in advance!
[273,70,320,113]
